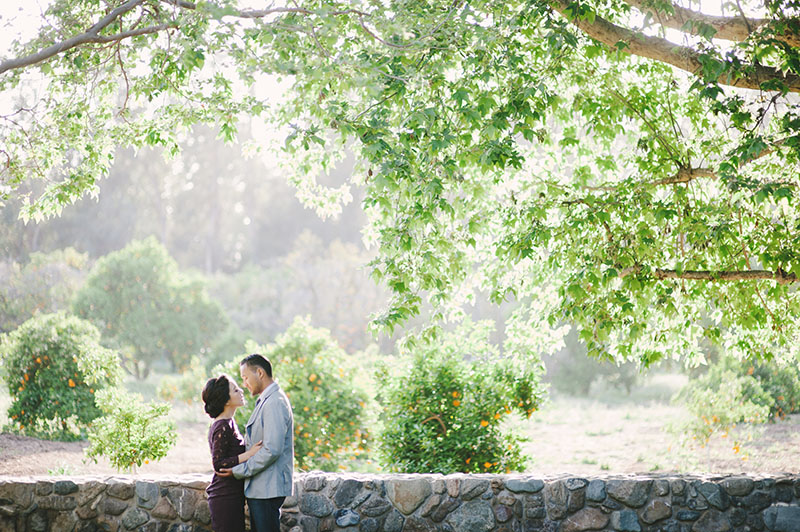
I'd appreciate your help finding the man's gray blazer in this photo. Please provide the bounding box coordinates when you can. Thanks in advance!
[231,382,294,499]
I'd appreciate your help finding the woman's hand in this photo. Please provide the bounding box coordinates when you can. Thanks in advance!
[238,440,263,463]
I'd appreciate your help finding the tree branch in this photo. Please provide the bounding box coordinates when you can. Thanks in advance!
[619,265,798,284]
[552,0,800,93]
[0,21,177,75]
[625,0,800,47]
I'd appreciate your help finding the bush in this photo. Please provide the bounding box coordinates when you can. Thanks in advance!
[85,387,177,472]
[0,312,120,439]
[157,357,208,403]
[675,355,800,449]
[0,248,89,333]
[376,321,545,474]
[72,237,228,378]
[212,316,373,471]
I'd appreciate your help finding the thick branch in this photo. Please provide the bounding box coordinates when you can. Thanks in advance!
[652,167,716,185]
[625,0,800,48]
[620,265,798,284]
[552,0,800,93]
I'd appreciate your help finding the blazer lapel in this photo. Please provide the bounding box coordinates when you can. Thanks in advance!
[245,383,278,429]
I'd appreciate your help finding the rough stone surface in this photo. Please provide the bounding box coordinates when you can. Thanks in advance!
[446,499,495,532]
[0,473,797,532]
[384,509,404,532]
[698,482,730,511]
[358,496,392,517]
[300,493,334,518]
[135,482,160,510]
[334,508,360,527]
[430,497,460,522]
[506,478,545,494]
[107,481,135,500]
[692,509,731,532]
[607,480,652,508]
[386,478,432,515]
[165,487,198,521]
[566,479,589,491]
[586,480,606,502]
[722,477,754,497]
[544,481,569,520]
[611,510,642,532]
[54,480,79,495]
[121,507,149,530]
[494,504,513,523]
[641,499,671,524]
[561,507,609,532]
[460,479,490,501]
[333,479,363,508]
[763,505,800,532]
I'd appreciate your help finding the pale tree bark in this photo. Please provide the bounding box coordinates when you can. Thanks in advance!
[620,266,799,284]
[550,0,800,93]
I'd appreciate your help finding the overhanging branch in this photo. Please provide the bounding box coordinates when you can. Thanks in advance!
[552,0,800,93]
[620,265,798,284]
[625,0,800,47]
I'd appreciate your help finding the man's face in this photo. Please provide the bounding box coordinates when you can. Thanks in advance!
[240,363,262,396]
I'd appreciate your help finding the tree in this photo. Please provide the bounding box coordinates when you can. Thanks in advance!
[3,0,800,364]
[0,312,121,439]
[0,248,89,333]
[72,237,228,377]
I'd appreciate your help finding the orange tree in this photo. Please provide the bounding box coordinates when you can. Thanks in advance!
[376,321,544,474]
[213,316,372,471]
[0,312,120,439]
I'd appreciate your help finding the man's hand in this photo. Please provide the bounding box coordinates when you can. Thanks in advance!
[217,468,234,477]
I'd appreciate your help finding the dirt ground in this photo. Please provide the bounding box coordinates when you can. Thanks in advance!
[1,373,798,477]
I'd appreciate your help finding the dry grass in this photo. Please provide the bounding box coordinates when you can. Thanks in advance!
[1,372,798,477]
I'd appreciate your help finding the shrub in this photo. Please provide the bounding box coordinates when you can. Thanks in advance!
[72,237,228,378]
[675,355,800,450]
[0,312,120,439]
[157,356,208,403]
[376,321,545,474]
[212,316,373,471]
[85,387,177,472]
[0,248,89,333]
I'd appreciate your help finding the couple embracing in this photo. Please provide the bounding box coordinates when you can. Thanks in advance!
[201,354,294,532]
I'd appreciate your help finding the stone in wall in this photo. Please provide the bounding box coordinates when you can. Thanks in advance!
[0,472,798,532]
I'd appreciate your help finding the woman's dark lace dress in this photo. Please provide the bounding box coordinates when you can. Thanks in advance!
[207,418,246,532]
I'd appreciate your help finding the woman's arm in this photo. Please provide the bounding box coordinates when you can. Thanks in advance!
[210,423,244,471]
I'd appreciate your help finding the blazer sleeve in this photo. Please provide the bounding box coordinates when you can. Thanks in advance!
[210,422,240,471]
[232,397,289,479]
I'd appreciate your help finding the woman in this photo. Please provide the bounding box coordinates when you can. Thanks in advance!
[202,374,262,532]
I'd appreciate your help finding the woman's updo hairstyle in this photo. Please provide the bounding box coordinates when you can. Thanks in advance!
[202,374,232,418]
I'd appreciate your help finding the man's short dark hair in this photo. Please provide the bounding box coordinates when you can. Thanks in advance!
[240,353,273,378]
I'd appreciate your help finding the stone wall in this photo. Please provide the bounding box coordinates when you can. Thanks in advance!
[1,473,799,532]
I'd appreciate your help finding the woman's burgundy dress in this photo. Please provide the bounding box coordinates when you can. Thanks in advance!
[207,418,246,532]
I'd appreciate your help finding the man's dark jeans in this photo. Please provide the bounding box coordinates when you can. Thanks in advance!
[247,497,285,532]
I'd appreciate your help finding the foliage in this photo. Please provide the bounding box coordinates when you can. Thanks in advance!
[157,356,209,403]
[0,248,89,333]
[85,387,177,472]
[208,231,388,352]
[546,329,641,396]
[72,237,228,378]
[0,312,120,439]
[4,0,800,366]
[376,321,545,474]
[675,355,800,451]
[212,316,373,471]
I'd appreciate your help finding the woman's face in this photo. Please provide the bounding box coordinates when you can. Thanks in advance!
[226,379,246,408]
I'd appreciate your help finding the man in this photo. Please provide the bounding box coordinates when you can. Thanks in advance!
[219,354,294,532]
